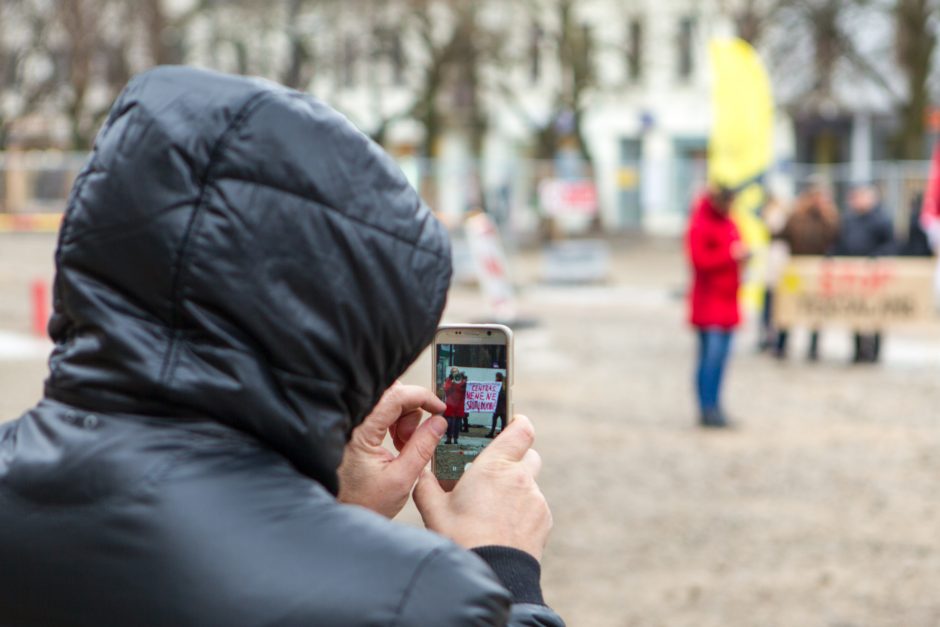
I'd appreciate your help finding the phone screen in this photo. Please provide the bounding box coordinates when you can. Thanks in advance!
[433,326,510,486]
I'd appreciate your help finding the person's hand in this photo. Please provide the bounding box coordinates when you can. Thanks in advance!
[413,415,553,561]
[338,383,447,518]
[731,241,751,263]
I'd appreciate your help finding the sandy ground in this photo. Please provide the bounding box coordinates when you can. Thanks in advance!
[2,233,940,626]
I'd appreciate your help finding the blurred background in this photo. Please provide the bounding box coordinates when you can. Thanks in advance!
[1,1,940,626]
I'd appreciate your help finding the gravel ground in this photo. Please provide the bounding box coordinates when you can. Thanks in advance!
[2,232,940,626]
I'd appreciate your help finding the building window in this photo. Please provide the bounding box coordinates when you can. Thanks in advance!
[677,16,695,80]
[627,17,643,81]
[529,21,543,84]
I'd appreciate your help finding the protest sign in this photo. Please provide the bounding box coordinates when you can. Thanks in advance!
[463,381,502,414]
[774,257,936,329]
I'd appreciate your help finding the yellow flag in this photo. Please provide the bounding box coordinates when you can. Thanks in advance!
[709,38,775,311]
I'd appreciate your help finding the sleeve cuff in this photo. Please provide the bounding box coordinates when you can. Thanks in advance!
[471,545,545,606]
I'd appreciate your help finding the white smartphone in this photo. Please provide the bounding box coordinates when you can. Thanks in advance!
[431,323,513,490]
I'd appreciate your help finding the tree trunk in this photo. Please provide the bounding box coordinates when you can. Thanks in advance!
[61,0,94,150]
[895,0,936,159]
[282,0,310,88]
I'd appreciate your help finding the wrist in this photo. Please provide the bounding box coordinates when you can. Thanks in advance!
[471,545,545,606]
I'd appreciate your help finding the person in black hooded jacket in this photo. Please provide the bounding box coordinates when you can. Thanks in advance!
[0,67,564,627]
[834,185,896,363]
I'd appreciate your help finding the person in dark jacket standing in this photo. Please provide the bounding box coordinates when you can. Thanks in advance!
[835,185,896,363]
[774,181,840,360]
[0,67,563,627]
[901,193,933,257]
[686,186,749,428]
[486,371,508,438]
[835,185,895,257]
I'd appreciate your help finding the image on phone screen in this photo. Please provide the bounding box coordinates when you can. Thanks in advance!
[434,330,509,485]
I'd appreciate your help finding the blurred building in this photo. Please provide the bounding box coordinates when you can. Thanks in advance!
[306,0,793,235]
[0,0,932,234]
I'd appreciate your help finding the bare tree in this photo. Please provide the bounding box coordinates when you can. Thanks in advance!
[353,0,502,161]
[62,0,149,148]
[485,0,597,164]
[893,0,938,159]
[532,0,595,163]
[281,0,313,88]
[401,1,449,159]
[0,0,57,148]
[719,0,786,45]
[757,0,906,121]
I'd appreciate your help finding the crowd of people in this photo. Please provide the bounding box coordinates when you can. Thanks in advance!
[761,181,922,364]
[685,179,932,429]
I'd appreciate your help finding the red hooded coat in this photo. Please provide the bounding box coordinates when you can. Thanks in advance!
[443,377,467,417]
[685,193,742,329]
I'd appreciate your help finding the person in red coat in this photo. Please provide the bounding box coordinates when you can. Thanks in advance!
[685,186,750,427]
[443,366,468,444]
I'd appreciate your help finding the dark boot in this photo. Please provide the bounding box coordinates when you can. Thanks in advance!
[852,333,864,363]
[773,330,788,359]
[871,333,882,363]
[807,330,819,362]
[700,409,726,428]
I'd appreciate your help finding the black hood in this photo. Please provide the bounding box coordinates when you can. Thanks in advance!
[45,66,452,493]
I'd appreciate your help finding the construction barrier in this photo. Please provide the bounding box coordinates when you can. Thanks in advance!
[0,213,63,233]
[31,279,50,338]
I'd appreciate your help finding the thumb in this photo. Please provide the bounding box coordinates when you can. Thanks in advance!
[477,414,535,463]
[394,416,447,480]
[413,468,447,525]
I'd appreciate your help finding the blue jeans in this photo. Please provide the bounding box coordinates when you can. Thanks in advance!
[696,329,733,415]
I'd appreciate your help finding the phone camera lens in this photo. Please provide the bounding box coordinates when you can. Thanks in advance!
[486,330,492,336]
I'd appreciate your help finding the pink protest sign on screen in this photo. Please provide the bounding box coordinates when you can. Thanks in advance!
[463,381,502,413]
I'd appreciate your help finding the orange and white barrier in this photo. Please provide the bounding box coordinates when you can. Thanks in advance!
[0,213,63,233]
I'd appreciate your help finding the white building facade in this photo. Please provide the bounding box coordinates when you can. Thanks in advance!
[3,0,908,232]
[307,0,792,235]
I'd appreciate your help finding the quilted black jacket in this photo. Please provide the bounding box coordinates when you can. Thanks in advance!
[0,66,563,627]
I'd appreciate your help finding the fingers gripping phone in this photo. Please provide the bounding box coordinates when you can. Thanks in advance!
[432,324,513,490]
